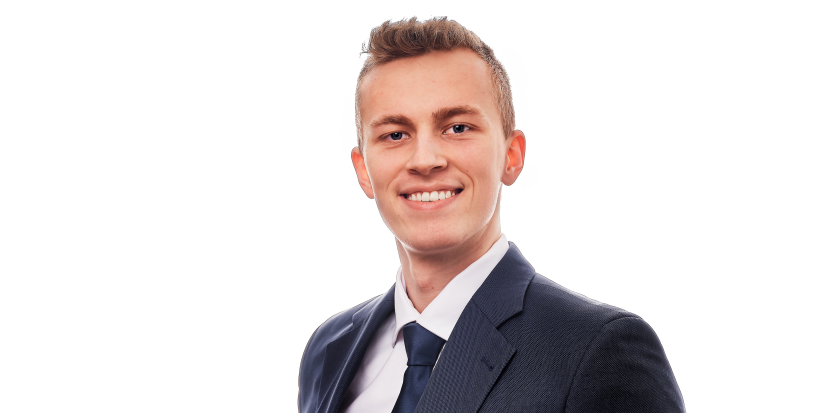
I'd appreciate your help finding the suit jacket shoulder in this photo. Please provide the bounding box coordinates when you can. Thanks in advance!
[417,244,684,412]
[487,269,684,412]
[521,273,684,411]
[528,272,635,326]
[298,289,395,413]
[301,293,380,371]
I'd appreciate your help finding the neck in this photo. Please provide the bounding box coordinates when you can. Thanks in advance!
[397,216,501,313]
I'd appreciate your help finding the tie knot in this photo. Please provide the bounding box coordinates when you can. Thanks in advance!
[402,323,446,367]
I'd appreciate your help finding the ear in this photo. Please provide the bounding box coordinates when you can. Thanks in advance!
[351,147,375,199]
[501,130,526,186]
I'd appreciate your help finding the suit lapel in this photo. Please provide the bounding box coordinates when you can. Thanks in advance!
[316,285,395,413]
[415,300,516,413]
[415,243,535,413]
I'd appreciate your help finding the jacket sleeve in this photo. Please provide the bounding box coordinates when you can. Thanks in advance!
[564,316,685,413]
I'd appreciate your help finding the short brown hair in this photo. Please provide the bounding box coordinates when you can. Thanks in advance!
[355,17,515,149]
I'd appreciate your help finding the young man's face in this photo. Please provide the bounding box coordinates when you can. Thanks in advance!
[352,49,525,255]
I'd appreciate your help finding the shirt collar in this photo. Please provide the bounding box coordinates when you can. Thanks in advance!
[392,234,509,347]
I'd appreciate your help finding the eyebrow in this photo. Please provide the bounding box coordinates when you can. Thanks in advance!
[369,115,415,129]
[431,105,481,123]
[368,106,482,130]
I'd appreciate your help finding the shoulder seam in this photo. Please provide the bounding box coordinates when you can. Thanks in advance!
[560,315,643,413]
[322,293,382,326]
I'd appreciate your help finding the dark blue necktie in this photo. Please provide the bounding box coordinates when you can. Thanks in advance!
[391,322,446,413]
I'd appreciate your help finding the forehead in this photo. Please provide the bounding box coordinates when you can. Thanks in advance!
[359,49,499,131]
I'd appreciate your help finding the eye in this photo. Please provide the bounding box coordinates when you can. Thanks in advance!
[382,131,409,142]
[445,124,470,134]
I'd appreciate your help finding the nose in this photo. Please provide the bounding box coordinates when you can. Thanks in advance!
[406,133,447,175]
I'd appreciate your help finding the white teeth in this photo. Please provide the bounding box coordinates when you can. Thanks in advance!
[406,190,459,202]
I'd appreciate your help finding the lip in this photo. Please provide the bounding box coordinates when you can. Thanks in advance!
[399,189,461,211]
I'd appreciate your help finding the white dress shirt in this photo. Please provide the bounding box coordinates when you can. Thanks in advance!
[339,235,509,413]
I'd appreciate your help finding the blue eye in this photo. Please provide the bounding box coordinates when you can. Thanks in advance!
[389,132,403,140]
[452,125,467,133]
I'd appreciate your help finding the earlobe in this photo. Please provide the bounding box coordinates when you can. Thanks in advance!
[501,130,526,186]
[351,147,375,199]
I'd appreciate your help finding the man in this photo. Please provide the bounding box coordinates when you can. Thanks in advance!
[299,17,684,413]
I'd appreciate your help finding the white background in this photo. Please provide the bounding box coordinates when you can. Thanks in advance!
[1,1,823,412]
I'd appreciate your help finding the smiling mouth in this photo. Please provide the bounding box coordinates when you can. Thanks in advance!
[403,189,463,202]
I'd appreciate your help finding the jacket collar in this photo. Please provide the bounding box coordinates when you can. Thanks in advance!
[470,242,535,327]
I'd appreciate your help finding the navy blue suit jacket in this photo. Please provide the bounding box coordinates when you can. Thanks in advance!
[299,243,685,412]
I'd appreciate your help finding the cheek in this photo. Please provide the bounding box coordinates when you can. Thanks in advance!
[458,145,505,190]
[365,155,397,192]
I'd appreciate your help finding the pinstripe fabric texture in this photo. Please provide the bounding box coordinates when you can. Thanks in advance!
[298,243,685,413]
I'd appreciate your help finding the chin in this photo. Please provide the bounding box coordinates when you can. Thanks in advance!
[396,225,469,254]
